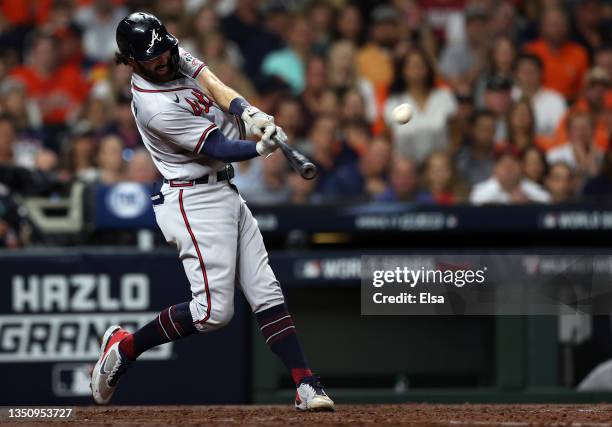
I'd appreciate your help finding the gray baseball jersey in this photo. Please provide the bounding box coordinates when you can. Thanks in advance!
[131,72,243,180]
[130,71,284,331]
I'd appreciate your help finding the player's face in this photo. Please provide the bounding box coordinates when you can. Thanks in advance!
[134,50,177,83]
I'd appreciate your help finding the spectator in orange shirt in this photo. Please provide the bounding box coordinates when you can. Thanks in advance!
[554,67,611,152]
[523,7,589,101]
[356,5,399,90]
[10,32,90,148]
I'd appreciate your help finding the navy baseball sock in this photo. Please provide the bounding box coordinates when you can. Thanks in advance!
[119,302,197,361]
[256,303,313,386]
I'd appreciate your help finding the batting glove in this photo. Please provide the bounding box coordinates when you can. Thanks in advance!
[178,46,206,78]
[242,106,276,141]
[256,126,285,157]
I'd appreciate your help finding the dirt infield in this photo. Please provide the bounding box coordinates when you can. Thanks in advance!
[5,404,612,426]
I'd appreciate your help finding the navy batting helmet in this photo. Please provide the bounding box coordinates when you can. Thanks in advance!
[116,12,177,62]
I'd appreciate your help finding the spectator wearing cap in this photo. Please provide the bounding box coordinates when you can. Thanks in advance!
[261,15,313,94]
[523,7,589,100]
[512,53,567,138]
[455,109,496,186]
[548,111,602,183]
[384,48,457,165]
[470,146,550,205]
[376,156,433,203]
[483,75,513,142]
[546,162,577,203]
[439,4,490,89]
[553,67,611,151]
[356,4,399,89]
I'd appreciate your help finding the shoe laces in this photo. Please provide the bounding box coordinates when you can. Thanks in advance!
[300,375,325,395]
[108,353,130,387]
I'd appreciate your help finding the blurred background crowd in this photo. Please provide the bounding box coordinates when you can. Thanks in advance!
[2,0,612,247]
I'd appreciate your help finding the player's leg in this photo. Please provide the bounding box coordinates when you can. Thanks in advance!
[234,192,334,411]
[92,184,239,404]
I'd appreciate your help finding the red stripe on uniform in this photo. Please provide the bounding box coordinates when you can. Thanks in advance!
[194,124,217,153]
[179,189,211,324]
[192,63,206,78]
[132,84,196,93]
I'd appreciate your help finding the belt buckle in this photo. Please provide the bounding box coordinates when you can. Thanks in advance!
[169,180,194,187]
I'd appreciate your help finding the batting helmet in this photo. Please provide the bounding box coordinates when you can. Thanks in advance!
[116,12,178,62]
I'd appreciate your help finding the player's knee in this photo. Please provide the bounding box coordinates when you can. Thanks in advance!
[192,304,234,332]
[209,305,234,329]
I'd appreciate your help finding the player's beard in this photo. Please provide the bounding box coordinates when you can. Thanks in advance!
[135,49,179,83]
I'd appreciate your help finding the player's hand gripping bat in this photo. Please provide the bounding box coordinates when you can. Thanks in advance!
[272,130,318,180]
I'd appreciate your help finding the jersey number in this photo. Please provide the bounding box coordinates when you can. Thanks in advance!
[186,90,213,116]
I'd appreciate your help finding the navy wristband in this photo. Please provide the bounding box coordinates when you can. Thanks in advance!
[229,97,250,117]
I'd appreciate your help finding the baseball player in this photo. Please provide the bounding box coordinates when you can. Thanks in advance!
[90,12,334,412]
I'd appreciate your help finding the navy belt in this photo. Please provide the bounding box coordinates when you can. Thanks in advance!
[164,164,234,187]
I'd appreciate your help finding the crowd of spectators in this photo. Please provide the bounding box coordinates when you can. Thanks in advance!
[2,0,612,245]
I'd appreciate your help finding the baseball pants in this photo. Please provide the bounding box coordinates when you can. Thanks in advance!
[152,176,285,332]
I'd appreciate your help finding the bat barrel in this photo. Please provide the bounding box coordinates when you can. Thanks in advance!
[274,135,318,180]
[301,162,317,180]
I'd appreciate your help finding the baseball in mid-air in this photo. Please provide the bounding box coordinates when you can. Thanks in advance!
[392,103,414,124]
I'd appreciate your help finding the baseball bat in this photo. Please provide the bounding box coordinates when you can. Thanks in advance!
[273,135,318,180]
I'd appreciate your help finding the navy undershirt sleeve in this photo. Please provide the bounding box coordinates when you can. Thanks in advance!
[200,128,260,162]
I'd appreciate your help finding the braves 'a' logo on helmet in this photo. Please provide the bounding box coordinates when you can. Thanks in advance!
[147,29,163,52]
